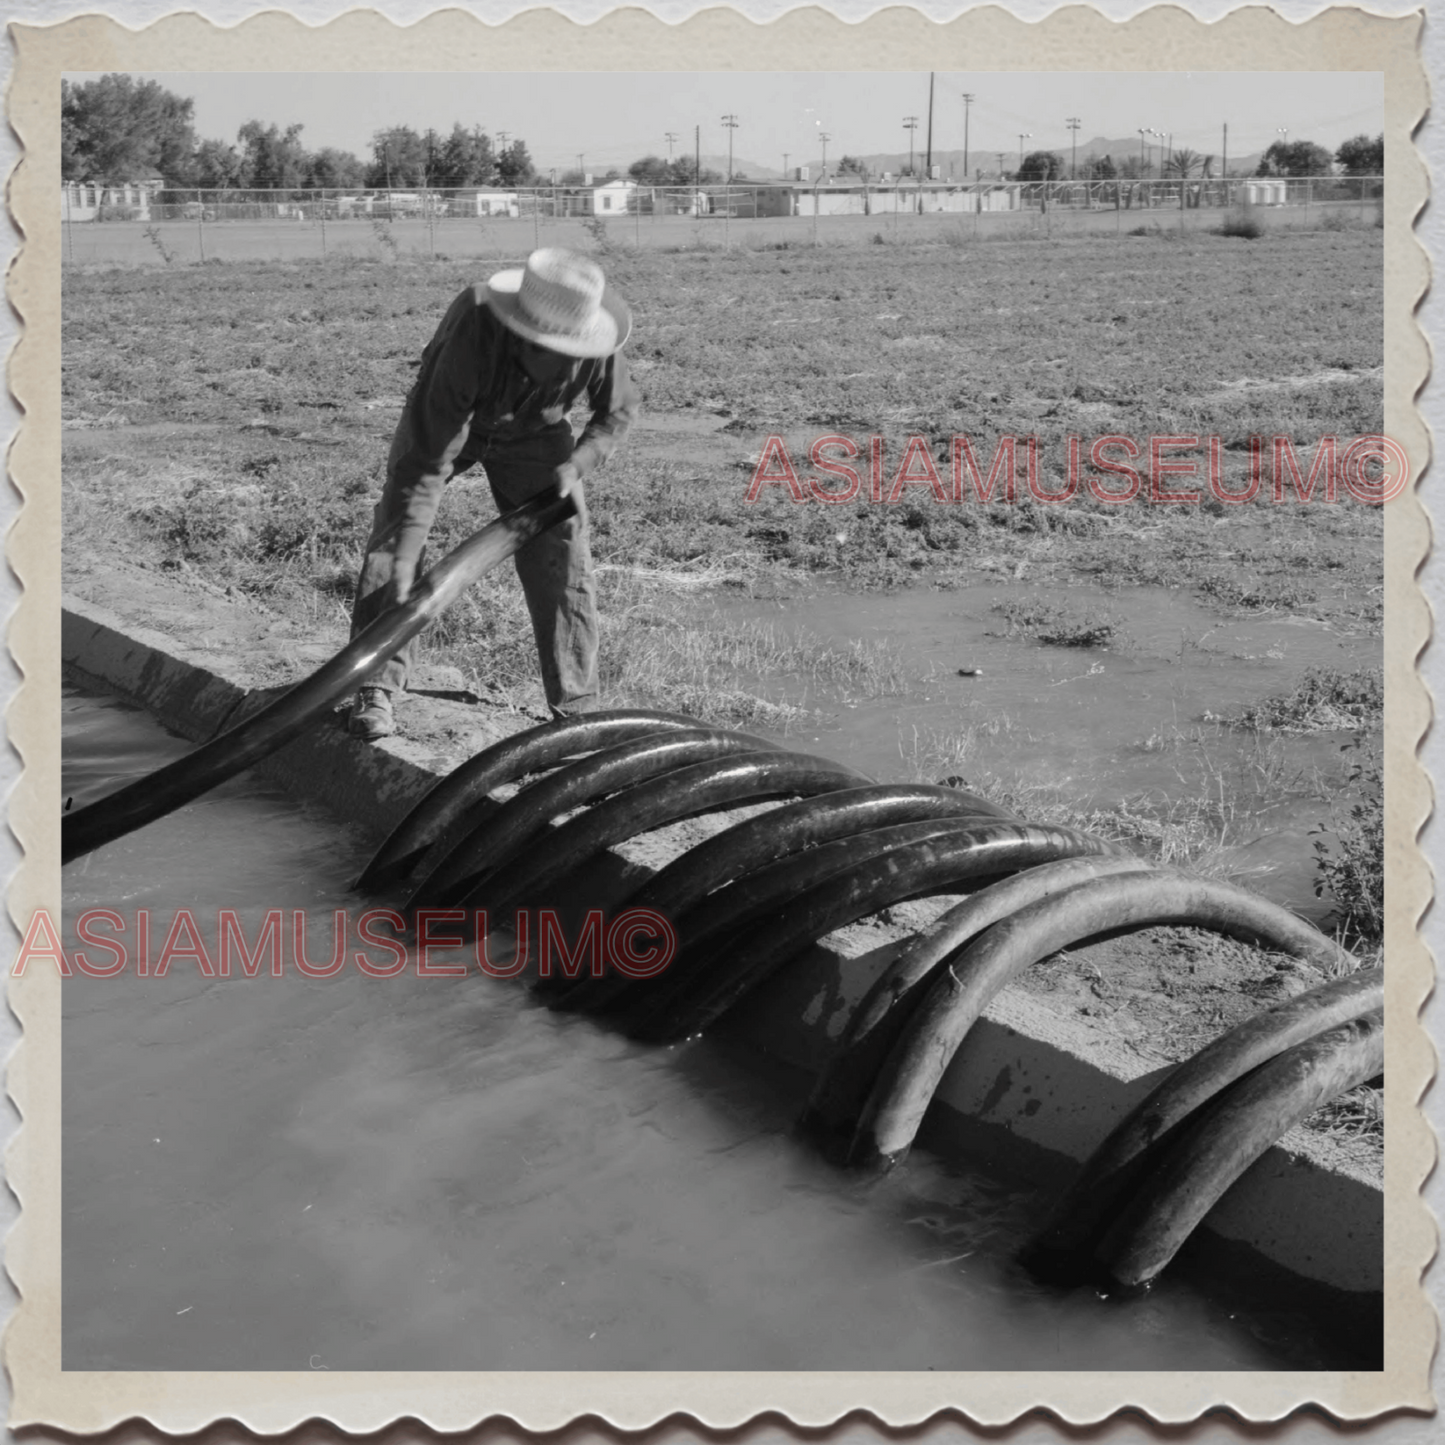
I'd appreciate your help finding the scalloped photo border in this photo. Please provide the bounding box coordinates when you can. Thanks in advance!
[4,3,1433,1433]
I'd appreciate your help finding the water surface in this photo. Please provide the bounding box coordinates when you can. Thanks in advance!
[62,687,1371,1372]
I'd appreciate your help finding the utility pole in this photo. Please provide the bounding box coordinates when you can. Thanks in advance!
[664,131,678,161]
[904,116,919,176]
[721,113,739,182]
[1018,132,1031,172]
[782,152,789,179]
[996,150,1005,177]
[1066,116,1081,180]
[1222,121,1228,178]
[925,72,935,176]
[577,152,585,181]
[961,93,974,179]
[695,125,700,190]
[819,131,830,180]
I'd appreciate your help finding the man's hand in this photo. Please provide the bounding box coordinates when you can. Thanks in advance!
[553,460,588,527]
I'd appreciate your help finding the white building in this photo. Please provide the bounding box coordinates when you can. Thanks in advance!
[453,189,520,218]
[591,179,637,215]
[61,181,153,222]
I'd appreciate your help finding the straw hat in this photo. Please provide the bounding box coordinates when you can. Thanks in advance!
[484,248,632,358]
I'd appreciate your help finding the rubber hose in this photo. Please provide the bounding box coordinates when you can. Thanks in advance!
[614,816,1051,1028]
[62,492,575,864]
[458,751,870,924]
[1022,965,1379,1283]
[628,823,1120,1045]
[355,710,703,893]
[404,728,779,911]
[801,854,1154,1157]
[555,788,1014,1017]
[852,871,1358,1171]
[629,783,1014,923]
[1095,1009,1384,1289]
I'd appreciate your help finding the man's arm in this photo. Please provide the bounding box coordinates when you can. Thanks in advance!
[389,286,491,597]
[569,348,643,480]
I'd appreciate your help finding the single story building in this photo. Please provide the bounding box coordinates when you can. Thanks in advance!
[452,189,520,218]
[62,181,154,222]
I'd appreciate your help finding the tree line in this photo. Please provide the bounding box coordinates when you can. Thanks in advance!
[1005,133,1383,184]
[62,75,538,190]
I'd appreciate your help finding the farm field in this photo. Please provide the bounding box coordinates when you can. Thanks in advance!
[60,195,1380,267]
[61,226,1385,1159]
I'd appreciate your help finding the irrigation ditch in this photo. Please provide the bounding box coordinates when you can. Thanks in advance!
[61,587,1384,1317]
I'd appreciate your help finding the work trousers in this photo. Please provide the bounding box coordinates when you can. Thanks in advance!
[350,420,600,716]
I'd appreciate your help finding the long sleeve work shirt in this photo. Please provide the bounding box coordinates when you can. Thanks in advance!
[388,283,642,568]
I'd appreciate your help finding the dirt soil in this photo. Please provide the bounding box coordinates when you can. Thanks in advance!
[63,544,1380,1181]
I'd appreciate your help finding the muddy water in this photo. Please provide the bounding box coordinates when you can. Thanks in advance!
[62,688,1368,1372]
[713,582,1380,920]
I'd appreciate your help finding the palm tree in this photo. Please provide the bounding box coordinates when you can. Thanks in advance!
[1164,146,1201,208]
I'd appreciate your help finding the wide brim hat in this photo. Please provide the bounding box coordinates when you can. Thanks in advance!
[485,248,632,358]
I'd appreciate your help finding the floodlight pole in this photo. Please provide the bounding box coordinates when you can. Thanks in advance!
[1066,116,1081,180]
[961,93,974,179]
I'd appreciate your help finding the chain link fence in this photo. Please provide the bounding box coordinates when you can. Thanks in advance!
[60,177,1386,266]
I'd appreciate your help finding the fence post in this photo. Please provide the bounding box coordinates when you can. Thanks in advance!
[320,189,328,260]
[635,192,641,247]
[195,188,205,262]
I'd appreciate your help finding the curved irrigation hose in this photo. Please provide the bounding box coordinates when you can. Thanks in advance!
[1094,1009,1385,1290]
[628,783,1015,923]
[554,787,1015,1017]
[1020,965,1381,1283]
[62,492,576,864]
[405,728,780,910]
[851,871,1358,1171]
[356,710,703,893]
[562,815,1006,1020]
[460,751,871,924]
[628,823,1122,1045]
[1047,973,1384,1266]
[801,854,1154,1157]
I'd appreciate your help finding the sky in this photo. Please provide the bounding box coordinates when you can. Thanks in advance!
[108,70,1384,175]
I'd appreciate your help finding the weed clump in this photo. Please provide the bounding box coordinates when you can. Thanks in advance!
[1232,667,1383,733]
[580,215,612,254]
[369,218,400,259]
[142,225,177,265]
[992,598,1118,648]
[1219,206,1267,240]
[1197,573,1315,612]
[1312,733,1383,946]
